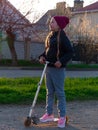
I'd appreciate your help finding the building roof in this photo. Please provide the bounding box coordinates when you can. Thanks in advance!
[77,1,98,12]
[0,0,31,26]
[0,0,45,42]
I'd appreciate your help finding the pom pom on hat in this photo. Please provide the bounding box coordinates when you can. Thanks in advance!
[53,16,69,29]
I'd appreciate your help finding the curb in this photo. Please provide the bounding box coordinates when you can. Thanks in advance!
[0,67,43,70]
[66,68,98,71]
[0,67,98,71]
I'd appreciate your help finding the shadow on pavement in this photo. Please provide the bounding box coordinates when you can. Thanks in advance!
[29,122,80,130]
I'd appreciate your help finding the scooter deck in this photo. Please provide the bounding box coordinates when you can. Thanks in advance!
[32,117,69,127]
[53,116,69,124]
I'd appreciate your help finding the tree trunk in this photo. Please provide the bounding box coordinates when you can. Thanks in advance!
[24,38,30,60]
[6,27,18,66]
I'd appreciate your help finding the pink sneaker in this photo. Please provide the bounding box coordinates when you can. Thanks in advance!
[58,117,66,128]
[40,113,54,122]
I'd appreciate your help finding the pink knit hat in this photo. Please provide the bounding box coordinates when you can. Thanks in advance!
[53,16,69,29]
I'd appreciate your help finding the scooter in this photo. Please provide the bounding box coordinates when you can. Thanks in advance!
[24,61,49,127]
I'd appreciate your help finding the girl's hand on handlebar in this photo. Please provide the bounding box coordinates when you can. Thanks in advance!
[39,56,46,64]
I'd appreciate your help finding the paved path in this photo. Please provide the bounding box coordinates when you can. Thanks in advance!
[0,69,98,78]
[0,100,98,130]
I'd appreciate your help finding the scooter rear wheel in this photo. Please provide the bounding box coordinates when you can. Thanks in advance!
[24,117,31,127]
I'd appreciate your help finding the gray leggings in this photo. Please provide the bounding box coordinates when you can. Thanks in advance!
[45,67,66,117]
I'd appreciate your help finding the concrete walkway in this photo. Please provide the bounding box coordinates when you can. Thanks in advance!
[0,100,98,130]
[0,69,98,78]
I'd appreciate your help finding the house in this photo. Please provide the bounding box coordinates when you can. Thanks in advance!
[36,0,84,40]
[71,1,98,42]
[69,1,98,63]
[0,0,31,40]
[0,0,45,60]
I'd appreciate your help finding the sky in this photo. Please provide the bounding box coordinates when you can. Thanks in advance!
[8,0,97,22]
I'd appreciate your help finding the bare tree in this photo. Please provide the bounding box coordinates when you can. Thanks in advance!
[69,13,98,63]
[6,26,17,65]
[0,0,43,65]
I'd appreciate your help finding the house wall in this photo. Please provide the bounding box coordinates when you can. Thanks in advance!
[1,41,44,60]
[70,11,98,41]
[71,11,98,26]
[30,42,44,60]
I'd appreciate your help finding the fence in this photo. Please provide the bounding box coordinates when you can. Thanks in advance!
[0,40,44,61]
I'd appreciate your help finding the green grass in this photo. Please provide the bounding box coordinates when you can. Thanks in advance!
[65,77,98,101]
[67,63,98,69]
[0,77,98,104]
[0,59,44,67]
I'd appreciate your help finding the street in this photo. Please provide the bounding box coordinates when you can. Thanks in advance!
[0,69,98,78]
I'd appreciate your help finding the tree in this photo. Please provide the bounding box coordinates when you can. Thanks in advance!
[0,0,43,65]
[69,13,98,63]
[6,26,18,65]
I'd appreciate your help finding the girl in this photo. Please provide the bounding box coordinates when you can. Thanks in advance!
[39,16,73,128]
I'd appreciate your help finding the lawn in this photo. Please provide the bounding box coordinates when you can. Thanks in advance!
[0,77,98,104]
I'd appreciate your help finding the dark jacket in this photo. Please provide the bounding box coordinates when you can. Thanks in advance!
[39,30,73,68]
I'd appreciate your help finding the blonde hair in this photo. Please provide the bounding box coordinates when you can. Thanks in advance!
[45,30,61,60]
[45,31,53,50]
